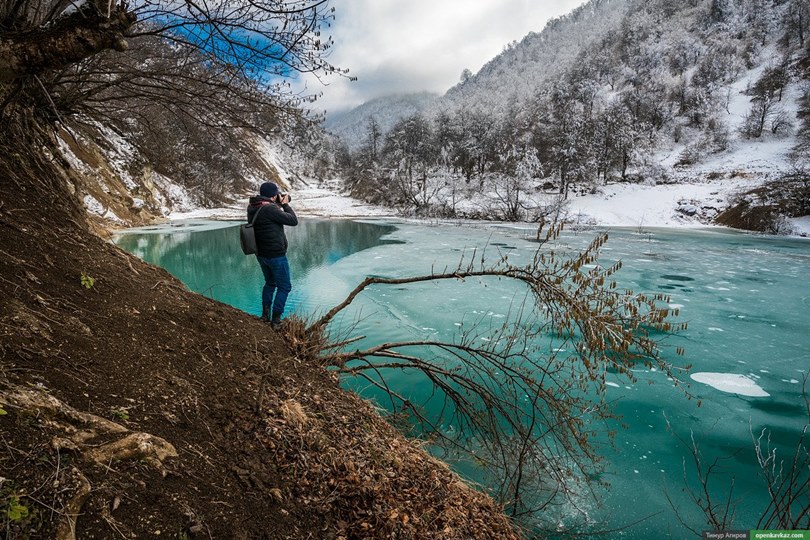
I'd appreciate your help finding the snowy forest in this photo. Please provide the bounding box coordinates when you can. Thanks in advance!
[13,0,808,233]
[330,0,810,229]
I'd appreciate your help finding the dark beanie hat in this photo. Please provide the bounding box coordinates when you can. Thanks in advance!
[260,182,279,198]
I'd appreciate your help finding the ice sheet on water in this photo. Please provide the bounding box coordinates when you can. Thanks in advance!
[690,372,770,397]
[115,219,237,235]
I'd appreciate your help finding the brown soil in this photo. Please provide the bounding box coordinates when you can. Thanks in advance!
[0,118,522,539]
[716,175,810,234]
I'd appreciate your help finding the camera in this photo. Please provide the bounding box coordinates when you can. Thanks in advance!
[279,192,292,202]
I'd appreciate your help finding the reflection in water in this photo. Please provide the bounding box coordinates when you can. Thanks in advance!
[287,220,402,273]
[115,219,399,316]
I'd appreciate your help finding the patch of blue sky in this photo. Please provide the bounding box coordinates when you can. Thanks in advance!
[136,11,302,85]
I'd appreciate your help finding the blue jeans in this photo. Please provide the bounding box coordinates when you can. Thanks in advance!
[257,255,292,317]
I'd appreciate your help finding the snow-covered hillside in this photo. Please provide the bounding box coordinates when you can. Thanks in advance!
[442,0,631,114]
[329,0,631,148]
[326,0,809,234]
[56,122,305,229]
[325,92,439,151]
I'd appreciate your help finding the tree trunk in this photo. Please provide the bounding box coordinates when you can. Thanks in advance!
[0,8,135,83]
[756,100,768,138]
[559,164,568,199]
[621,151,629,180]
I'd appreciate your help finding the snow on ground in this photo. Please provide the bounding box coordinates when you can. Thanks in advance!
[168,201,245,221]
[249,135,301,189]
[83,194,126,224]
[167,137,395,221]
[789,216,810,236]
[290,186,393,218]
[151,170,197,215]
[93,123,141,191]
[564,176,761,228]
[167,175,810,238]
[168,186,395,221]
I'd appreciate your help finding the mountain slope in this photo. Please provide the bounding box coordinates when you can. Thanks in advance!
[442,0,631,114]
[332,0,809,231]
[328,0,631,144]
[324,91,439,151]
[54,119,313,229]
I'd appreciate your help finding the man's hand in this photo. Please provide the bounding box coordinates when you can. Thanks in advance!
[280,193,291,205]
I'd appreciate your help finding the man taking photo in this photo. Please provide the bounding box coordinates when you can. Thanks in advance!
[247,181,298,329]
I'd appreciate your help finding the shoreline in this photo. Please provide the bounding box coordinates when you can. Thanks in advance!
[103,180,810,239]
[155,200,810,241]
[114,211,810,242]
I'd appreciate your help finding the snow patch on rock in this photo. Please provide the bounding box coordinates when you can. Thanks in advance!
[83,194,125,224]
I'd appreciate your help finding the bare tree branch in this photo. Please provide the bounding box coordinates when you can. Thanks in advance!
[303,224,691,526]
[668,371,810,533]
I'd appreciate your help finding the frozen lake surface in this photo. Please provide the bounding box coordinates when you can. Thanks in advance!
[117,219,810,537]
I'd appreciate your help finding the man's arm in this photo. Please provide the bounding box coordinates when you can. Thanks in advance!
[270,202,298,226]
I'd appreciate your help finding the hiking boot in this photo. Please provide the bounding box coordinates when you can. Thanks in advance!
[261,305,272,323]
[271,313,282,330]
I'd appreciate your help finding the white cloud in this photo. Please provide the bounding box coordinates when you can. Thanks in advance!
[295,0,588,116]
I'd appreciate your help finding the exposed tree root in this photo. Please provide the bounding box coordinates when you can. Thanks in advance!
[54,467,91,540]
[0,383,177,538]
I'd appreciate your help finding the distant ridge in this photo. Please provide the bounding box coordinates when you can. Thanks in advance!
[327,0,630,148]
[324,92,439,151]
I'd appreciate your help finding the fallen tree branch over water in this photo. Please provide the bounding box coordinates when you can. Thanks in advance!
[304,223,691,528]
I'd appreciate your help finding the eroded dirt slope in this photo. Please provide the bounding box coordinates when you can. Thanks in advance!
[0,121,521,540]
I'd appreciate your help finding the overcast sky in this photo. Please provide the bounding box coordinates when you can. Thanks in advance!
[298,0,587,117]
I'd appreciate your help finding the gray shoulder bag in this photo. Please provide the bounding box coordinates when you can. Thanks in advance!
[239,205,266,255]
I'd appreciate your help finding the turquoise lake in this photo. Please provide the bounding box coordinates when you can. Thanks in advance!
[115,219,810,538]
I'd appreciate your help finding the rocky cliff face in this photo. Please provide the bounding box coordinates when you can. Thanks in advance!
[54,120,288,232]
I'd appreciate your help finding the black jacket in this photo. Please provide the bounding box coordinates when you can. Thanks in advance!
[247,196,298,258]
